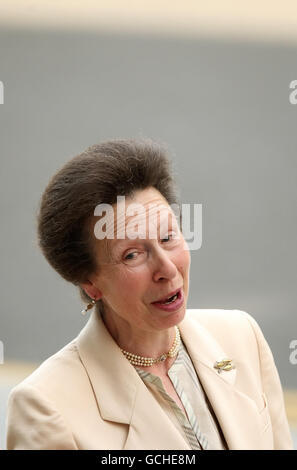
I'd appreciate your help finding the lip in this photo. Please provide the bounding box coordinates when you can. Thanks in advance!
[152,287,182,304]
[151,288,184,312]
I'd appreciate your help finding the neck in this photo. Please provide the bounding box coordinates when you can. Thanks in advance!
[101,309,178,366]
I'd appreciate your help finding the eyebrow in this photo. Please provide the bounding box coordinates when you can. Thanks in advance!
[109,238,144,252]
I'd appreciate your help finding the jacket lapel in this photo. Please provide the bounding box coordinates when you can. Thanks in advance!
[76,309,268,450]
[76,309,137,425]
[179,310,270,449]
[76,310,191,449]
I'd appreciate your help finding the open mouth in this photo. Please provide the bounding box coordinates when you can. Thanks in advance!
[161,293,179,304]
[152,288,181,305]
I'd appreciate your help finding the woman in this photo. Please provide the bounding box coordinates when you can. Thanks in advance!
[6,139,293,450]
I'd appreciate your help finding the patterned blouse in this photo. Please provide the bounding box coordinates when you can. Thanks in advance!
[135,338,228,450]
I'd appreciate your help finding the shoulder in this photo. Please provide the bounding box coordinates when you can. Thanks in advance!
[7,337,84,408]
[184,308,269,356]
[186,307,259,332]
[6,339,82,449]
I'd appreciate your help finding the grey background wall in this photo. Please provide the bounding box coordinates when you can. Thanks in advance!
[0,26,296,395]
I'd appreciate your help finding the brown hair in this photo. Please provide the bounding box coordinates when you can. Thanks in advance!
[36,138,180,315]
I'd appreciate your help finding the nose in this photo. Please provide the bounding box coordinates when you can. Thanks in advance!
[152,246,178,282]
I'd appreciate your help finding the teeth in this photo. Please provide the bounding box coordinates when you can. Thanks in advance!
[163,293,178,304]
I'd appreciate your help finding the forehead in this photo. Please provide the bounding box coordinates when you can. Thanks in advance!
[91,187,178,256]
[115,187,172,224]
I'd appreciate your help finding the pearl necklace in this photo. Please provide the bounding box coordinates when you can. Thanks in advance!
[120,326,181,367]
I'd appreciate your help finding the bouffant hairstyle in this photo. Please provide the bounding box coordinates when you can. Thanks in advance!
[36,138,180,316]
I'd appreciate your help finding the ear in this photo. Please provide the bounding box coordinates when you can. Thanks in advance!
[80,279,103,301]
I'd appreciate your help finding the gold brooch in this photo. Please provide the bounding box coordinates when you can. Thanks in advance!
[214,358,235,373]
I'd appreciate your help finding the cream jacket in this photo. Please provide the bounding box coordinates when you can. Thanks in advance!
[5,309,293,450]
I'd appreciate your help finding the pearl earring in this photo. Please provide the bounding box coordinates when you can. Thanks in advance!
[81,299,97,315]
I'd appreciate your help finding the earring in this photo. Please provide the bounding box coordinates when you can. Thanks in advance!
[81,298,97,316]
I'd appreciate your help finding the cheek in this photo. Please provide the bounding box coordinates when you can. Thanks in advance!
[115,266,150,295]
[176,246,191,273]
[102,272,145,312]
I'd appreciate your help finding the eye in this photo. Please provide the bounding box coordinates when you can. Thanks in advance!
[124,252,137,260]
[161,231,178,243]
[123,251,147,265]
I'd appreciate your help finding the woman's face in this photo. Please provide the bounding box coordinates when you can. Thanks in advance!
[85,187,191,332]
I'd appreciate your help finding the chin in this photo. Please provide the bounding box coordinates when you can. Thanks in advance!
[162,305,187,329]
[175,305,187,323]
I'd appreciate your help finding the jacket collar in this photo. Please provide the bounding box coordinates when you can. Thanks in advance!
[76,309,267,449]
